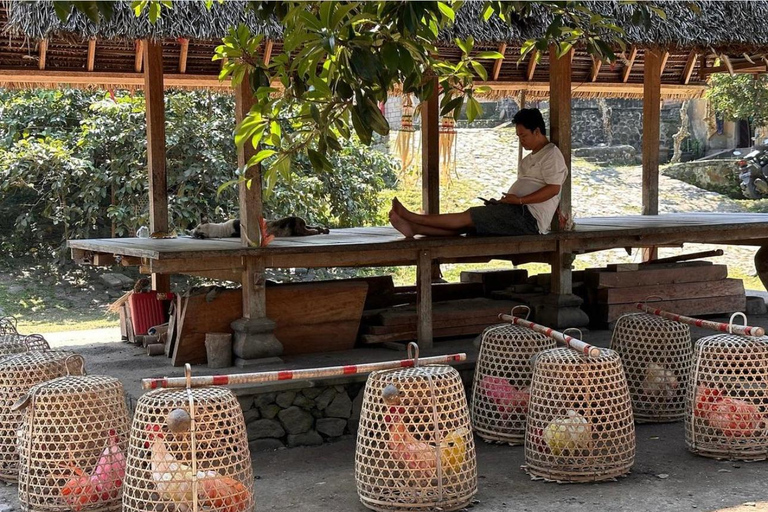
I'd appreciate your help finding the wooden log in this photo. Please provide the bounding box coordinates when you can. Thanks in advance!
[597,278,744,305]
[375,298,520,326]
[459,268,528,295]
[586,264,728,289]
[360,323,493,345]
[363,312,504,335]
[642,249,723,265]
[416,249,433,349]
[146,343,165,356]
[597,294,747,323]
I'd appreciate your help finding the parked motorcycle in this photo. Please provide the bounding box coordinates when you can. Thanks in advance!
[738,145,768,199]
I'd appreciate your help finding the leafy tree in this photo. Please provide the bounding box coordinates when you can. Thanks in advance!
[706,73,768,130]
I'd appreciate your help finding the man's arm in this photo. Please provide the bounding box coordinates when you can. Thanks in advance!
[501,184,561,205]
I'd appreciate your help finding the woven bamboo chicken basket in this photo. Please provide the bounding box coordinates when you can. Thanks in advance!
[355,354,477,512]
[686,329,768,461]
[471,323,556,444]
[16,374,130,512]
[122,369,254,512]
[524,347,635,483]
[0,333,49,361]
[0,316,18,334]
[610,313,692,423]
[0,351,85,483]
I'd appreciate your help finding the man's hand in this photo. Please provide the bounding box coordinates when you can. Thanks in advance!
[501,193,522,205]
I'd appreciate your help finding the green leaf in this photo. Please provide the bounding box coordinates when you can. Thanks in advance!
[53,1,73,21]
[471,61,488,81]
[465,96,482,122]
[149,2,161,23]
[475,51,504,60]
[437,2,455,22]
[482,4,494,21]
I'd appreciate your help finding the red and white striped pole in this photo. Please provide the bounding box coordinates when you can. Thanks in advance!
[635,303,765,337]
[498,313,602,357]
[142,352,467,390]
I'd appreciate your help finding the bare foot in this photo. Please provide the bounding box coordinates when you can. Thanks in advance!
[389,210,415,238]
[392,197,418,222]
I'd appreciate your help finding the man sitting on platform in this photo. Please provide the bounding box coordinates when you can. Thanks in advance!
[389,108,568,237]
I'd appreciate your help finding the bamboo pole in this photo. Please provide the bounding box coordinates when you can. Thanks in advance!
[142,353,467,389]
[635,303,765,337]
[498,314,602,357]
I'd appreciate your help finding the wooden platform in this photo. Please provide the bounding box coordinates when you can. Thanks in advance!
[69,213,768,273]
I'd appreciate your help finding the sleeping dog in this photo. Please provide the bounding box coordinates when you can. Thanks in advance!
[191,217,330,239]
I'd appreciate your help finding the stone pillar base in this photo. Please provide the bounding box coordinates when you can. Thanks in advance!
[535,294,590,329]
[231,317,283,364]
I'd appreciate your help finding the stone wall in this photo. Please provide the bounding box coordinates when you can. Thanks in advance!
[238,368,475,451]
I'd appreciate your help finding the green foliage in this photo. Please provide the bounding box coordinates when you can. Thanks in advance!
[0,90,396,259]
[707,74,768,128]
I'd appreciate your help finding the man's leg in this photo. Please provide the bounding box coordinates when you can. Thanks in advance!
[389,211,464,237]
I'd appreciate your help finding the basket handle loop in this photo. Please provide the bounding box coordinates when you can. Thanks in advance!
[562,327,583,340]
[728,312,748,334]
[407,342,420,367]
[511,304,531,320]
[184,363,193,389]
[63,354,86,376]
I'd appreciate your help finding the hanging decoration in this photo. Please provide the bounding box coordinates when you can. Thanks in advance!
[394,94,417,182]
[439,112,458,183]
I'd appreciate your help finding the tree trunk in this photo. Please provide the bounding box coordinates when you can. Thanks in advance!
[671,100,690,163]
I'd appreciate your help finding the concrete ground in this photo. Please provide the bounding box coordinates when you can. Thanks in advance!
[3,310,768,511]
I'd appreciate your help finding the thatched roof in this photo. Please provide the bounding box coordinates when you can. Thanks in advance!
[3,1,765,98]
[8,1,768,52]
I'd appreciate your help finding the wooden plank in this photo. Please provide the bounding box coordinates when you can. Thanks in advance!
[622,46,637,83]
[134,40,143,72]
[682,51,698,84]
[526,50,539,81]
[598,278,744,305]
[171,282,368,365]
[590,56,602,82]
[587,264,728,289]
[377,297,519,326]
[364,313,503,335]
[143,39,170,293]
[597,294,747,323]
[416,249,433,349]
[87,39,96,72]
[643,48,662,218]
[38,39,47,70]
[262,39,274,65]
[659,51,670,75]
[492,43,507,81]
[361,323,493,345]
[178,38,189,73]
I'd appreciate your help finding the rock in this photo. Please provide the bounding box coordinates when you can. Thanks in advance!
[349,387,365,424]
[253,392,276,409]
[243,408,260,423]
[662,160,743,198]
[302,387,323,399]
[287,431,323,448]
[100,273,135,290]
[293,394,315,410]
[259,404,281,420]
[249,438,285,452]
[746,296,768,315]
[334,385,346,393]
[237,395,254,411]
[315,388,337,411]
[316,418,347,437]
[311,409,323,419]
[325,393,352,419]
[278,406,314,435]
[347,418,359,435]
[247,419,285,440]
[275,391,297,408]
[106,288,124,299]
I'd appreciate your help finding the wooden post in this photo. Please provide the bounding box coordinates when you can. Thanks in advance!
[86,39,96,72]
[642,49,663,261]
[38,39,48,70]
[517,91,526,169]
[416,249,433,350]
[549,46,573,295]
[143,39,170,292]
[235,76,264,319]
[421,76,442,283]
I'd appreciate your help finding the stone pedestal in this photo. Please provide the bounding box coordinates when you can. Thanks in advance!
[231,317,283,367]
[535,293,590,329]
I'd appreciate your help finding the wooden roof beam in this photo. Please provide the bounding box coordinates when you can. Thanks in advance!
[659,51,670,75]
[178,38,189,74]
[682,51,698,84]
[590,56,602,82]
[262,39,274,65]
[526,50,539,81]
[86,39,96,72]
[492,43,506,81]
[38,39,48,70]
[134,40,144,72]
[621,46,637,83]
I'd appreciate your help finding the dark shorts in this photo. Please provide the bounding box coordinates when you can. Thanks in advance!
[468,203,539,236]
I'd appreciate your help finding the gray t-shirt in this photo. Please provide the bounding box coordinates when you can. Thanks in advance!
[506,143,568,234]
